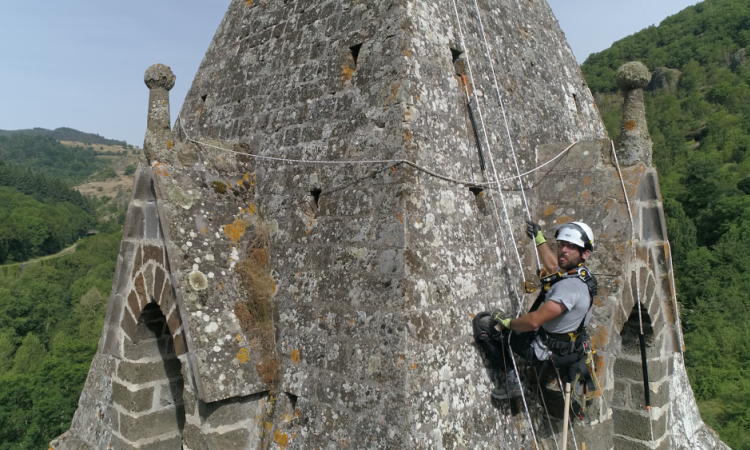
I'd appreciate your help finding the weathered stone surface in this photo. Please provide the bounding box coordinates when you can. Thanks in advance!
[116,359,181,385]
[112,382,154,413]
[118,406,182,441]
[646,67,681,94]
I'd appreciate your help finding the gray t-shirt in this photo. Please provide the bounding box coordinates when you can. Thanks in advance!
[541,277,592,334]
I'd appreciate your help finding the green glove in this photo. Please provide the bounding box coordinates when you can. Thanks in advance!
[526,220,546,246]
[491,311,512,329]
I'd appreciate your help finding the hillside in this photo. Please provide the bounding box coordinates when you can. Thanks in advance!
[0,127,128,147]
[581,0,750,446]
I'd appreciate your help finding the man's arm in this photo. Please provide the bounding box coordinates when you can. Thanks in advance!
[536,242,558,274]
[526,220,558,273]
[497,299,566,332]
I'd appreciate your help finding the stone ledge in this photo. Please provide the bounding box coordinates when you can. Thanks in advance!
[116,359,182,385]
[118,407,184,442]
[112,382,154,414]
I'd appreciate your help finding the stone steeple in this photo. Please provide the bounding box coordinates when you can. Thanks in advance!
[52,3,727,450]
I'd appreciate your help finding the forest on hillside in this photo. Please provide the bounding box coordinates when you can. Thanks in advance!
[582,0,750,446]
[0,131,127,448]
[0,127,128,148]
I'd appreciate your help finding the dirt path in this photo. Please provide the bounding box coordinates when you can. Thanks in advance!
[0,242,78,271]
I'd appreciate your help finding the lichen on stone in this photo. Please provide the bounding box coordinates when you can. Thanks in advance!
[189,270,208,291]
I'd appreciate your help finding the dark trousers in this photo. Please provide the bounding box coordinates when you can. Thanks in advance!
[472,312,537,373]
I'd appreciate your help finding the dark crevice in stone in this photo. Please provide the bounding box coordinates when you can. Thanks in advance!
[200,94,208,102]
[286,392,298,409]
[572,93,581,114]
[349,43,362,66]
[450,47,463,63]
[468,186,488,215]
[310,188,322,210]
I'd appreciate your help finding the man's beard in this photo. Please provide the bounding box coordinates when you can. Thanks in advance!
[559,256,583,271]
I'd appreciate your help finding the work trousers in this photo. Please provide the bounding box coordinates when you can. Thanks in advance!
[472,311,537,373]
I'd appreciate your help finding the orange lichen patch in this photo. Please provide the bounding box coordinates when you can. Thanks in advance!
[398,213,403,223]
[404,130,412,141]
[604,199,615,210]
[593,297,604,307]
[590,326,609,349]
[202,227,207,234]
[543,205,557,216]
[246,0,253,5]
[409,363,417,370]
[404,50,412,58]
[237,348,251,364]
[291,349,300,363]
[224,218,247,244]
[623,120,636,131]
[304,218,315,235]
[582,176,593,186]
[153,163,170,177]
[582,191,589,199]
[390,82,401,100]
[341,65,354,83]
[391,166,397,172]
[556,216,573,224]
[468,313,476,319]
[236,334,243,343]
[167,140,173,149]
[274,429,290,449]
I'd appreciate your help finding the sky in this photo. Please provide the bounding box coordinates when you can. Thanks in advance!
[0,0,701,148]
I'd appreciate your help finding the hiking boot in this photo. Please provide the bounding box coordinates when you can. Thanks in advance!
[491,377,522,400]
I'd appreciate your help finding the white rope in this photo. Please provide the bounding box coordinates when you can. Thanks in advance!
[610,140,656,447]
[175,115,578,189]
[448,2,540,448]
[470,0,542,271]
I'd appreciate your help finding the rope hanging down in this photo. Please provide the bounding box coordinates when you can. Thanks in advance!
[610,140,656,446]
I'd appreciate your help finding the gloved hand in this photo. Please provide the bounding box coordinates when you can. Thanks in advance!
[525,220,546,246]
[491,310,512,330]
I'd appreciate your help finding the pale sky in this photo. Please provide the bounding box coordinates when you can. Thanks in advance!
[0,0,701,148]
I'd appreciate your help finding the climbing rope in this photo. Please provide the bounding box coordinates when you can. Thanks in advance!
[175,115,578,189]
[447,1,541,447]
[610,140,656,447]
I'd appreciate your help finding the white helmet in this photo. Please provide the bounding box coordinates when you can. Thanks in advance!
[555,222,594,252]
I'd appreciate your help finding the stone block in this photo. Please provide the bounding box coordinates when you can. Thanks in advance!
[144,266,155,298]
[614,357,645,381]
[612,406,667,441]
[121,310,138,341]
[182,423,208,450]
[143,244,164,265]
[612,435,653,450]
[630,380,669,410]
[127,291,141,321]
[134,274,148,308]
[131,245,143,278]
[117,359,182,385]
[124,205,145,240]
[636,171,659,202]
[118,408,181,442]
[143,204,160,240]
[154,267,166,303]
[199,395,265,429]
[112,382,154,413]
[613,379,631,408]
[640,206,665,241]
[133,170,157,202]
[122,334,171,361]
[166,309,182,336]
[173,330,186,356]
[204,428,252,450]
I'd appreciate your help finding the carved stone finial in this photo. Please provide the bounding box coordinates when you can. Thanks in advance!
[615,61,650,91]
[616,61,652,166]
[144,64,176,91]
[143,64,177,164]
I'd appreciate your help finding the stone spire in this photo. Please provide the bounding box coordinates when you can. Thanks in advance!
[616,61,652,166]
[143,64,176,164]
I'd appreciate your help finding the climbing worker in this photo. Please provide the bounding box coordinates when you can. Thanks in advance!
[472,220,597,400]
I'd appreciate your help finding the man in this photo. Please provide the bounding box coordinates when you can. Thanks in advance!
[472,220,597,400]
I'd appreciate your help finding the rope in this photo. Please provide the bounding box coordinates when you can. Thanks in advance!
[448,1,539,448]
[175,115,578,189]
[470,0,542,271]
[610,140,656,447]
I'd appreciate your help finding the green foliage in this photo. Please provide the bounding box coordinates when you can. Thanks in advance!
[0,187,94,264]
[0,127,126,147]
[0,232,120,449]
[89,166,117,182]
[123,165,136,176]
[582,0,750,445]
[0,135,101,185]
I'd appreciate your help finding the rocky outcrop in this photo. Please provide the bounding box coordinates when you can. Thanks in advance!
[646,67,682,94]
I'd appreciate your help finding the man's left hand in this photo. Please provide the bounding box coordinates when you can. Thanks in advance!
[491,311,512,329]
